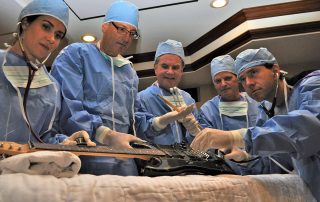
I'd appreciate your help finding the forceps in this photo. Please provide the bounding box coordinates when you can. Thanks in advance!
[157,93,203,131]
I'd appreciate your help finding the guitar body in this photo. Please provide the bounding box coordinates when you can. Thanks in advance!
[140,156,235,176]
[134,143,236,176]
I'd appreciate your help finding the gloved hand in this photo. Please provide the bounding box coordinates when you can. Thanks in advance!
[61,130,96,146]
[95,126,143,149]
[220,146,250,162]
[179,114,201,136]
[152,104,195,131]
[190,128,247,152]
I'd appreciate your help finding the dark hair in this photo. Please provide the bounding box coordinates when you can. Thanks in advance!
[264,63,274,69]
[19,15,39,35]
[7,15,40,46]
[264,63,286,80]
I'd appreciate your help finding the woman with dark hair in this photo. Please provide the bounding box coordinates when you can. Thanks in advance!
[0,0,95,146]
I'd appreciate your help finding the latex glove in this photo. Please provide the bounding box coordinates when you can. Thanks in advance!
[190,128,247,152]
[152,104,195,131]
[61,130,96,146]
[220,146,250,162]
[180,114,201,136]
[95,126,143,149]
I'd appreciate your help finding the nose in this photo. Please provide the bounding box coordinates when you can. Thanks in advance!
[166,67,175,74]
[221,79,228,86]
[47,32,55,44]
[244,77,255,87]
[122,32,132,42]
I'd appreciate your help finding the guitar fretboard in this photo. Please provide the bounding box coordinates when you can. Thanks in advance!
[32,143,166,156]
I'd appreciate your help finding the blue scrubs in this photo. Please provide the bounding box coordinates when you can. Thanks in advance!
[0,50,66,144]
[244,71,320,200]
[135,84,196,145]
[198,92,293,175]
[51,43,139,175]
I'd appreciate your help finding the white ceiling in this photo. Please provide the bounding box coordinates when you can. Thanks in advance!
[0,0,319,91]
[63,0,297,53]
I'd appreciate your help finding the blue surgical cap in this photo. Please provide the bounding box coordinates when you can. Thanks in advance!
[19,0,69,29]
[235,47,278,76]
[210,55,236,77]
[104,0,139,29]
[155,39,185,63]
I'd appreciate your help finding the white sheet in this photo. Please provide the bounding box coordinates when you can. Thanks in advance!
[0,151,81,178]
[0,173,315,202]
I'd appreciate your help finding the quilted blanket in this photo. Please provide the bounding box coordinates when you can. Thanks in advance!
[0,173,315,202]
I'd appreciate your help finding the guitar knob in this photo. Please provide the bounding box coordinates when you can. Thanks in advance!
[149,157,162,167]
[75,137,87,146]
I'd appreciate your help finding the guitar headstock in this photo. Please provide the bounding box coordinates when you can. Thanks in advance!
[0,141,31,156]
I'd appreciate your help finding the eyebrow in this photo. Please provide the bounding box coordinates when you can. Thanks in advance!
[215,75,233,80]
[42,19,53,26]
[42,19,65,34]
[112,22,137,32]
[160,62,181,67]
[245,67,259,75]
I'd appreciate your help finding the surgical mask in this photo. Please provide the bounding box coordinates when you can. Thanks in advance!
[2,38,53,89]
[219,100,248,117]
[97,41,131,68]
[100,51,131,67]
[3,65,53,88]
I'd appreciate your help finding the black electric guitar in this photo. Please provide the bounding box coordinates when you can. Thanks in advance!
[0,141,235,176]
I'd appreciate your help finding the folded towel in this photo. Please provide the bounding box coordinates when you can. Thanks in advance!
[0,151,81,178]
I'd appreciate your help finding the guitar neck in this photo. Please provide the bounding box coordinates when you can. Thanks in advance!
[0,141,166,160]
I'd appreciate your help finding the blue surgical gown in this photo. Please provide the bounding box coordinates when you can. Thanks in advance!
[51,43,139,176]
[244,70,320,200]
[135,84,196,145]
[198,92,293,175]
[0,50,66,144]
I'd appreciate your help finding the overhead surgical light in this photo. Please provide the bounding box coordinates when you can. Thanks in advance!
[81,34,96,43]
[210,0,228,8]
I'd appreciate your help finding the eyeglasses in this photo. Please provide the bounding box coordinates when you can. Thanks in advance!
[111,22,140,40]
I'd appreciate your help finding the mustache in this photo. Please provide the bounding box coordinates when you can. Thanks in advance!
[220,87,231,92]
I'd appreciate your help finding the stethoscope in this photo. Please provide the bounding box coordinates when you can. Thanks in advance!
[261,72,291,118]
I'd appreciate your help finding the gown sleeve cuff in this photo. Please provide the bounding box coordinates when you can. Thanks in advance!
[152,117,166,131]
[230,128,247,148]
[95,126,111,144]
